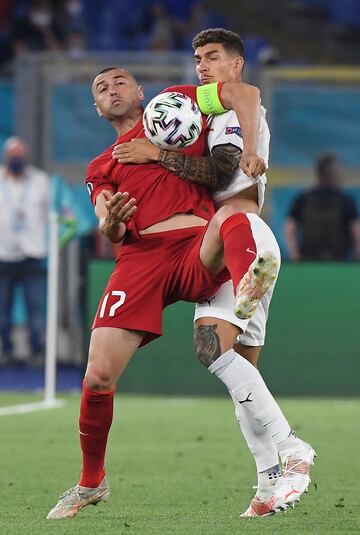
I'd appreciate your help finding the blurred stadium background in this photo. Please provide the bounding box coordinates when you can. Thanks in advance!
[0,2,359,401]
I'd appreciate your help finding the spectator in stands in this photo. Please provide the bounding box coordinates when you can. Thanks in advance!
[12,0,66,57]
[66,29,87,59]
[63,0,87,33]
[0,137,49,365]
[285,153,360,261]
[147,3,175,51]
[0,0,11,72]
[179,1,229,49]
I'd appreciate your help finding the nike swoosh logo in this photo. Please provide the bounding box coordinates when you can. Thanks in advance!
[246,248,257,256]
[79,431,91,436]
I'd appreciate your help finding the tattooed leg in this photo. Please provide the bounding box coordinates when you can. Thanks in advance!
[194,318,240,367]
[194,324,222,367]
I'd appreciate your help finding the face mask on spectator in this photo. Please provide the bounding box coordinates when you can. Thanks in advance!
[7,157,27,175]
[67,0,82,17]
[30,10,52,29]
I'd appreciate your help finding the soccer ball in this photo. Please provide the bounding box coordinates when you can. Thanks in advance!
[143,92,203,149]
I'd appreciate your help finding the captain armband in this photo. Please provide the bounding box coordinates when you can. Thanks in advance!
[196,83,228,115]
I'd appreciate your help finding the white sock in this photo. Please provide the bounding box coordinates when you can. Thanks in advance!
[209,349,294,449]
[258,465,282,489]
[234,403,279,473]
[208,349,279,473]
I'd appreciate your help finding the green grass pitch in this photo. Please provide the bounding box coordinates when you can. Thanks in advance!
[1,394,359,534]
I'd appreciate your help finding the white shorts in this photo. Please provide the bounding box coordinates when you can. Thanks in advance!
[194,213,281,346]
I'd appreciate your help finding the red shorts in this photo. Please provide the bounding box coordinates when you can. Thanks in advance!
[92,226,229,346]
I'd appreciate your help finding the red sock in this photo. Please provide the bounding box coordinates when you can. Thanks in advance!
[219,213,257,292]
[78,381,116,488]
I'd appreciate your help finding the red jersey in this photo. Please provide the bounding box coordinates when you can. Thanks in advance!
[86,85,214,241]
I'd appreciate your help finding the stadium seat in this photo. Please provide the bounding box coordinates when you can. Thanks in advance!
[328,0,360,27]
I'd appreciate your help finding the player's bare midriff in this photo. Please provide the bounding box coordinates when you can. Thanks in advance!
[139,183,259,234]
[140,214,208,234]
[218,184,260,214]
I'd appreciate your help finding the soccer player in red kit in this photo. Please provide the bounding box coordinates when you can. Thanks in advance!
[112,29,316,516]
[47,67,276,519]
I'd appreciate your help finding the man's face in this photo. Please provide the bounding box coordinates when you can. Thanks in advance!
[5,141,28,163]
[194,43,243,85]
[4,139,29,175]
[92,69,144,120]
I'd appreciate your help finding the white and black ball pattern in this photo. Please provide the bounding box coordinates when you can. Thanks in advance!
[143,92,203,149]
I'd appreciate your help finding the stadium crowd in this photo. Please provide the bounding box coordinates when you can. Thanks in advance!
[0,0,229,71]
[1,0,360,74]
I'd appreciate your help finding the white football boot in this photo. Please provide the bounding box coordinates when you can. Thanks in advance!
[234,252,278,320]
[47,477,110,519]
[283,443,316,507]
[240,478,287,517]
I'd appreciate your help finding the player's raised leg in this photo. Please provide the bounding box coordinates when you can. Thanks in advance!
[47,327,144,520]
[200,206,278,321]
[234,252,278,320]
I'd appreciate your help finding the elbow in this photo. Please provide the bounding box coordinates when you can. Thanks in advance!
[221,82,260,110]
[247,84,260,97]
[241,84,261,107]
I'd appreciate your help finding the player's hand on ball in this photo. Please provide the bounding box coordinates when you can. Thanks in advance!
[240,153,267,178]
[112,138,161,164]
[100,190,137,242]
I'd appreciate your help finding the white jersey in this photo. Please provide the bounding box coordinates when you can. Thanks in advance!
[194,106,277,345]
[0,165,50,261]
[207,105,270,211]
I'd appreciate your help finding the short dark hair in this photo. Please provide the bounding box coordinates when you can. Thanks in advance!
[96,67,119,77]
[192,28,245,59]
[316,153,338,179]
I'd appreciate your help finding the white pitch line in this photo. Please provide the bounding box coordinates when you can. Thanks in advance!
[0,399,65,416]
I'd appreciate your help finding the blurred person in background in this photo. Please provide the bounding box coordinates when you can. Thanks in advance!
[147,3,175,51]
[285,153,360,261]
[0,137,49,365]
[12,0,67,57]
[0,0,12,72]
[65,29,87,59]
[180,2,229,49]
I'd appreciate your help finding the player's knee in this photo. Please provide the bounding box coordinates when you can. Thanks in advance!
[84,373,115,392]
[214,205,245,228]
[84,362,116,391]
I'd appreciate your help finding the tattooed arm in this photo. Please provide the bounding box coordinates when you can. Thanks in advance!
[158,143,241,191]
[112,137,241,191]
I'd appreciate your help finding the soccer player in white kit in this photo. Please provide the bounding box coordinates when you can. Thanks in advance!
[191,29,315,516]
[112,29,316,516]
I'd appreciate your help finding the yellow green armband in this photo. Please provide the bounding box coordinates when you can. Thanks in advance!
[196,83,228,115]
